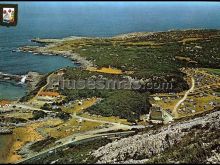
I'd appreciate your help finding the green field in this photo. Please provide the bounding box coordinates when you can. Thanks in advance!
[204,68,220,75]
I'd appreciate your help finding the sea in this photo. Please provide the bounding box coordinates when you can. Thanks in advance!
[0,1,220,100]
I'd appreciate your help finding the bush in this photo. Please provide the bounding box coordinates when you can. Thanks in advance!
[31,110,47,120]
[56,112,71,121]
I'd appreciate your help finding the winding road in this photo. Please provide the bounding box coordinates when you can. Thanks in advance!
[173,77,195,118]
[15,103,145,164]
[13,67,147,164]
[16,130,136,164]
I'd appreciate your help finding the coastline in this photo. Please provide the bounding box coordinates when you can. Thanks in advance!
[2,29,220,163]
[0,71,43,102]
[18,28,220,71]
[19,39,93,69]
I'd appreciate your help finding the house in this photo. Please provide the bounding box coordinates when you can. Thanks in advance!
[0,100,11,108]
[37,91,61,102]
[78,101,83,105]
[153,97,161,101]
[38,91,60,98]
[148,105,173,124]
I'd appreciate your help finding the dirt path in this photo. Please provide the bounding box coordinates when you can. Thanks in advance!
[173,77,195,118]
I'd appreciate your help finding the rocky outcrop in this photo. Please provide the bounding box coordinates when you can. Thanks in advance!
[206,152,220,164]
[92,109,220,164]
[26,72,43,91]
[19,46,93,69]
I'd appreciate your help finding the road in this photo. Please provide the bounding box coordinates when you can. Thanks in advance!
[16,130,135,164]
[173,77,195,118]
[14,107,145,164]
[56,118,144,145]
[28,72,54,103]
[11,103,53,114]
[1,103,53,114]
[72,112,132,128]
[13,70,146,164]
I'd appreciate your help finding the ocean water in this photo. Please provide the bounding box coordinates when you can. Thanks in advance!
[0,2,220,100]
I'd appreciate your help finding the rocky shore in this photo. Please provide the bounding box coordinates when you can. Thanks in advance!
[31,36,86,44]
[19,46,93,69]
[0,72,23,83]
[19,37,93,69]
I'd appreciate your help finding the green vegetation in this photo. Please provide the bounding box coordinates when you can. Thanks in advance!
[31,110,47,120]
[204,68,220,75]
[63,67,125,80]
[23,138,112,164]
[29,137,56,152]
[55,111,71,121]
[61,87,150,121]
[61,88,111,100]
[48,29,220,78]
[0,116,27,124]
[213,88,220,96]
[25,29,220,121]
[19,73,50,102]
[74,41,182,78]
[86,90,151,122]
[41,103,62,111]
[18,29,220,164]
[181,38,220,68]
[145,129,220,164]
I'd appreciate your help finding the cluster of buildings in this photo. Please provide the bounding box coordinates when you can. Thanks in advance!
[148,67,220,122]
[194,73,219,89]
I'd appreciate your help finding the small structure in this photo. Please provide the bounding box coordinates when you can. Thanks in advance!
[0,100,11,108]
[38,91,60,98]
[148,105,173,124]
[78,118,83,123]
[37,91,61,103]
[78,101,83,105]
[153,97,161,101]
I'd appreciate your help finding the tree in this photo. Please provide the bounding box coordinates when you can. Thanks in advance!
[32,110,47,120]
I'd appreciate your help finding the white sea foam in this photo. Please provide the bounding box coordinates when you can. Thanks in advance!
[19,75,27,84]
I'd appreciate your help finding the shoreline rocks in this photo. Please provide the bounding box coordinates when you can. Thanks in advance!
[18,45,93,69]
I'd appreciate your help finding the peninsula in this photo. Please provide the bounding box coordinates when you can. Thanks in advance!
[0,29,220,164]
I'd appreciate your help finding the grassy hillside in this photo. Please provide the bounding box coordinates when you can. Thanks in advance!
[26,29,220,120]
[48,29,220,78]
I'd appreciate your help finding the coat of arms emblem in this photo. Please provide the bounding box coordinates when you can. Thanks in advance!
[0,4,18,26]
